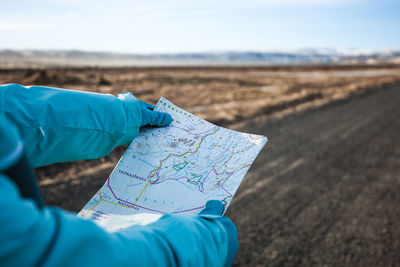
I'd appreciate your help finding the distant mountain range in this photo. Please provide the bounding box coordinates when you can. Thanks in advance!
[1,49,399,67]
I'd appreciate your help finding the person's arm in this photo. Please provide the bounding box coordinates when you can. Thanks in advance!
[0,83,171,168]
[0,175,237,266]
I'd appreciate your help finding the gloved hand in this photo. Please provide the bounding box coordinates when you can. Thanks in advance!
[139,101,172,127]
[199,200,239,267]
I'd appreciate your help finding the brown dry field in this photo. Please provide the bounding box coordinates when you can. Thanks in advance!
[1,65,400,266]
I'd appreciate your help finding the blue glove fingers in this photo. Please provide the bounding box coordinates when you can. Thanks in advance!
[140,101,172,127]
[143,109,172,127]
[199,200,224,215]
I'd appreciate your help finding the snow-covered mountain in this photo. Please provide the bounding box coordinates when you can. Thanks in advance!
[1,49,399,67]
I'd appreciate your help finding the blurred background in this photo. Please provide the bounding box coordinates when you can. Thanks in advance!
[1,0,399,266]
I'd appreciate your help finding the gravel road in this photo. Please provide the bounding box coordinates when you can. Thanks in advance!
[228,84,400,266]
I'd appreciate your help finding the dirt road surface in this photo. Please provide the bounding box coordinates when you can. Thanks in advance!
[228,84,400,266]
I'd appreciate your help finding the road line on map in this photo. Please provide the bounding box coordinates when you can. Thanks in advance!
[82,193,102,217]
[102,199,127,208]
[172,206,204,213]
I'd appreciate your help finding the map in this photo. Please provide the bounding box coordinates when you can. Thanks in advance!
[79,97,267,232]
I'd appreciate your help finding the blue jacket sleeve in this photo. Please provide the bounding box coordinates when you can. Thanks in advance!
[0,174,229,266]
[0,83,142,168]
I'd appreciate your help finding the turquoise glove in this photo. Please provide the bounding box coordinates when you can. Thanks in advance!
[199,200,239,267]
[139,101,172,127]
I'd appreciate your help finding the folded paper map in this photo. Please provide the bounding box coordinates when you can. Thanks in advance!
[79,97,267,231]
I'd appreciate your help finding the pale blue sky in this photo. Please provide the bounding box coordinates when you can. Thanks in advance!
[0,0,399,53]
